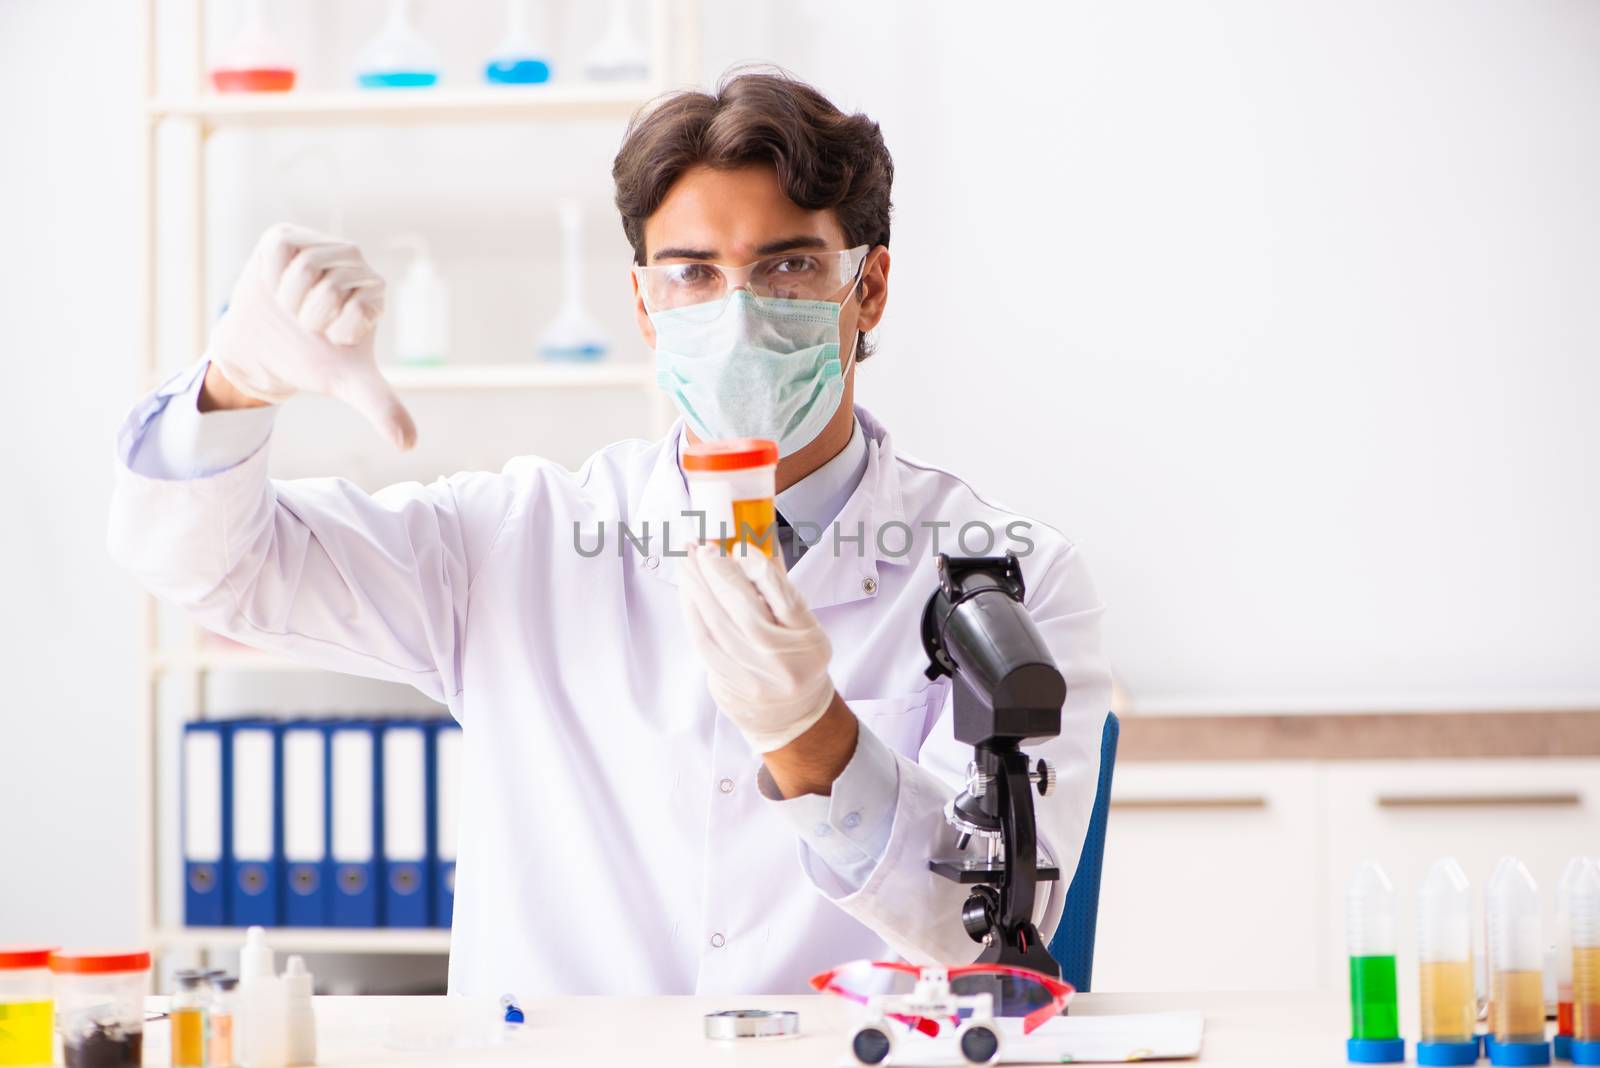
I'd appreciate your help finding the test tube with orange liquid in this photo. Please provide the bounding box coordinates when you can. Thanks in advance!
[1485,858,1551,1066]
[1570,858,1600,1067]
[1416,858,1478,1066]
[1557,858,1592,1062]
[683,438,779,558]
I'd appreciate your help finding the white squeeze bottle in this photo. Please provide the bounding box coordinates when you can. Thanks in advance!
[283,955,317,1066]
[389,235,450,366]
[239,926,289,1068]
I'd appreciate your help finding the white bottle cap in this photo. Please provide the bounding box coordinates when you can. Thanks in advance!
[240,925,276,981]
[283,954,314,997]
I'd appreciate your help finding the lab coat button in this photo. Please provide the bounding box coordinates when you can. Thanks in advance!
[861,577,878,595]
[709,932,726,948]
[644,555,661,570]
[814,823,832,838]
[717,777,734,794]
[842,811,862,829]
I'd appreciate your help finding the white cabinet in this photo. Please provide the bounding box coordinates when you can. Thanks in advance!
[1090,756,1600,1001]
[1093,761,1324,992]
[1317,759,1600,1004]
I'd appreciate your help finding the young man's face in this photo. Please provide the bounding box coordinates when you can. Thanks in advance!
[631,163,889,461]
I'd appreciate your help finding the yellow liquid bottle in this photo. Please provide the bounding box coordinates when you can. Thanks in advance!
[683,439,780,561]
[1487,858,1552,1054]
[171,1005,207,1067]
[0,1000,54,1067]
[171,969,209,1068]
[719,496,777,558]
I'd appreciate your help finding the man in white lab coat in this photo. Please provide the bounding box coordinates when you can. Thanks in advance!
[108,71,1113,996]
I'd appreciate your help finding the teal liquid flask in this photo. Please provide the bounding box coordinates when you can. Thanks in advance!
[356,0,440,89]
[486,0,552,85]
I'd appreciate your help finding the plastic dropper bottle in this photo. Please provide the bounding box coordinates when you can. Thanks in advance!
[1571,859,1600,1067]
[486,0,553,85]
[238,926,289,1068]
[211,0,297,93]
[1486,858,1551,1066]
[537,200,609,362]
[356,0,440,89]
[1558,858,1591,1062]
[1416,858,1479,1066]
[283,955,316,1067]
[1347,861,1406,1064]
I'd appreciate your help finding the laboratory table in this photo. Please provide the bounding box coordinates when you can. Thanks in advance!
[144,989,1363,1066]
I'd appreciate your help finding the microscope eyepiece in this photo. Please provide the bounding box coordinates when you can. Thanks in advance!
[921,553,1065,745]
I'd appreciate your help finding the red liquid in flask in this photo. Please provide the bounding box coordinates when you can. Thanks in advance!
[211,68,297,93]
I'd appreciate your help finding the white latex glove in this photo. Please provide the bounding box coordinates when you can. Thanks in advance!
[208,223,416,449]
[678,543,836,753]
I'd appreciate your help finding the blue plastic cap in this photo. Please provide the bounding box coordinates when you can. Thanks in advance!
[1348,1037,1407,1063]
[1418,1040,1482,1066]
[1571,1039,1600,1066]
[1555,1034,1572,1061]
[1489,1039,1552,1066]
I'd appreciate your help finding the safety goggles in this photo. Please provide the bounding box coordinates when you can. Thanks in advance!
[634,244,869,317]
[809,960,1075,1036]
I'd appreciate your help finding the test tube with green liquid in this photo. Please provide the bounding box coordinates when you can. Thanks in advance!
[1347,861,1406,1063]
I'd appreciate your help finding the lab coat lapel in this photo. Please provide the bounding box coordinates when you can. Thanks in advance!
[631,420,692,587]
[786,406,910,612]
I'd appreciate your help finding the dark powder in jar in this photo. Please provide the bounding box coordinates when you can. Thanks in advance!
[63,1022,143,1067]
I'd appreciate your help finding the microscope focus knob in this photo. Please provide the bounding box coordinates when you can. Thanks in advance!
[1035,760,1056,797]
[961,887,1000,944]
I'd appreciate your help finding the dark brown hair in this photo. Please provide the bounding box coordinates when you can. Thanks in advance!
[612,67,894,358]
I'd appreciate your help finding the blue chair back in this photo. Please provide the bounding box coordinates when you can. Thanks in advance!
[1047,711,1119,992]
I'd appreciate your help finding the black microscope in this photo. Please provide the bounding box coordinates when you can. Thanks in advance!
[922,552,1067,979]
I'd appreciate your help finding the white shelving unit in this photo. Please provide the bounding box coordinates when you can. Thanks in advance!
[147,82,662,125]
[152,926,453,956]
[137,0,698,961]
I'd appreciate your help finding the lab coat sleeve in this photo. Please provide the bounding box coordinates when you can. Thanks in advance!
[757,723,900,888]
[796,543,1113,965]
[107,377,518,711]
[124,360,277,480]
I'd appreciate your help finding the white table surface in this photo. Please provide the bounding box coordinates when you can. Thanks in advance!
[144,990,1362,1066]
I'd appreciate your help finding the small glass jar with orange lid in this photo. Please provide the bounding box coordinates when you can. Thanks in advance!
[682,438,779,557]
[49,949,151,1068]
[0,946,55,1066]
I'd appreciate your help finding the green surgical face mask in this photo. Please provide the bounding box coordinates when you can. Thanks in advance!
[651,286,858,456]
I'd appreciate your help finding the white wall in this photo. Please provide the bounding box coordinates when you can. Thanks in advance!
[742,1,1600,714]
[0,0,143,946]
[4,0,1597,950]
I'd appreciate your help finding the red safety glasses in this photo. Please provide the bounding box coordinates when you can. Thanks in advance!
[809,960,1075,1036]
